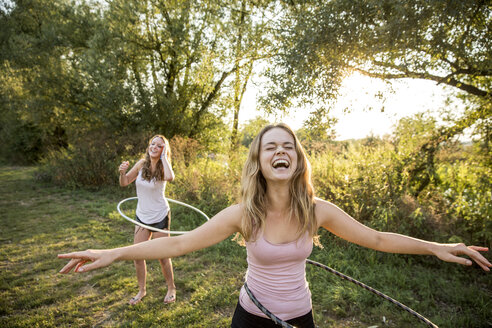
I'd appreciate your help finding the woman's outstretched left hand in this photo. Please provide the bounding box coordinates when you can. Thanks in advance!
[434,244,491,271]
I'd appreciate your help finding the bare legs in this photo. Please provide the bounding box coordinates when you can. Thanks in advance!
[155,231,176,303]
[130,227,176,305]
[129,226,150,304]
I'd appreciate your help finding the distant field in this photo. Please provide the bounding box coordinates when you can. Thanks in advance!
[0,166,490,327]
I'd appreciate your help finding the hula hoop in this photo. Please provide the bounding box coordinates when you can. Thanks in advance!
[245,259,438,328]
[117,196,210,235]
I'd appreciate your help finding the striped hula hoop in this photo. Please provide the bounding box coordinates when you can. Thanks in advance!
[244,259,438,328]
[117,196,210,235]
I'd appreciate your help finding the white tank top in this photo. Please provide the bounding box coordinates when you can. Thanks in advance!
[135,170,169,224]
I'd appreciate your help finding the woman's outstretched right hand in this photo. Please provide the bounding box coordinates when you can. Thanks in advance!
[58,249,116,274]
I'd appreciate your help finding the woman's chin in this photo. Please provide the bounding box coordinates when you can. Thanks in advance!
[149,153,160,159]
[267,172,293,182]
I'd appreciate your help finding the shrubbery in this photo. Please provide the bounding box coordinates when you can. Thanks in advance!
[35,130,147,188]
[34,129,490,246]
[310,139,439,240]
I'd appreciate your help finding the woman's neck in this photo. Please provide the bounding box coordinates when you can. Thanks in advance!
[265,181,290,213]
[149,157,159,171]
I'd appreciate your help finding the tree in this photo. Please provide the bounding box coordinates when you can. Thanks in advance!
[270,0,490,101]
[0,0,98,162]
[0,0,277,165]
[239,116,270,147]
[392,113,439,196]
[296,107,337,154]
[266,0,491,194]
[226,0,277,153]
[265,0,490,135]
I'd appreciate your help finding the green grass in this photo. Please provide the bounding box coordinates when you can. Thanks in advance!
[0,166,490,327]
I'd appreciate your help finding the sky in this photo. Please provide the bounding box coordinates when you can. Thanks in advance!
[239,72,458,141]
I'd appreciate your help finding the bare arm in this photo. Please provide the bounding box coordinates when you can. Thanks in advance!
[58,204,243,273]
[119,159,144,187]
[161,146,175,181]
[316,198,491,271]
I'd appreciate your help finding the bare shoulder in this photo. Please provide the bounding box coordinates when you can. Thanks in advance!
[216,203,243,223]
[187,203,243,239]
[174,203,244,252]
[131,159,145,171]
[314,197,338,227]
[315,197,336,211]
[226,202,244,212]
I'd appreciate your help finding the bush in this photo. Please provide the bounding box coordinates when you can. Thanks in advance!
[168,151,245,217]
[437,160,492,246]
[34,126,489,247]
[311,138,442,240]
[36,130,147,188]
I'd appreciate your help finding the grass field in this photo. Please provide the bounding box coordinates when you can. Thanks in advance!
[0,166,490,327]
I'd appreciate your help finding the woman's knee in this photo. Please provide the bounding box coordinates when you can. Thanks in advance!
[159,258,171,266]
[134,259,146,266]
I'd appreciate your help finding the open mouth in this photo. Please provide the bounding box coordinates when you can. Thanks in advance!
[272,159,290,169]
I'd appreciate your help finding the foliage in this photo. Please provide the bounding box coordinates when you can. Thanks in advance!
[391,112,439,196]
[265,0,491,168]
[226,0,276,152]
[169,154,243,218]
[36,129,148,188]
[297,107,338,154]
[238,116,271,147]
[309,124,491,247]
[0,0,276,167]
[309,138,435,238]
[29,105,491,248]
[0,0,489,322]
[169,135,205,167]
[1,0,490,204]
[0,0,489,248]
[0,0,80,164]
[436,148,492,245]
[270,0,491,101]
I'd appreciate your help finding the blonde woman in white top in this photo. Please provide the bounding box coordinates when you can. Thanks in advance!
[118,134,176,305]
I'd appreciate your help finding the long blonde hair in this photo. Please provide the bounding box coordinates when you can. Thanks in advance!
[240,123,317,243]
[141,135,171,182]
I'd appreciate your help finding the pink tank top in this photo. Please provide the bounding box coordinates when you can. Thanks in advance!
[239,232,313,320]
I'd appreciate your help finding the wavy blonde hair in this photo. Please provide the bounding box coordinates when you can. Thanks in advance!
[240,123,317,244]
[141,135,171,182]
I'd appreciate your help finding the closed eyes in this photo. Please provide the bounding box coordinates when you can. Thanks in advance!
[264,143,294,151]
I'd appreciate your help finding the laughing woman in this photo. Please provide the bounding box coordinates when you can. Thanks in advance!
[60,124,490,327]
[118,134,176,305]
